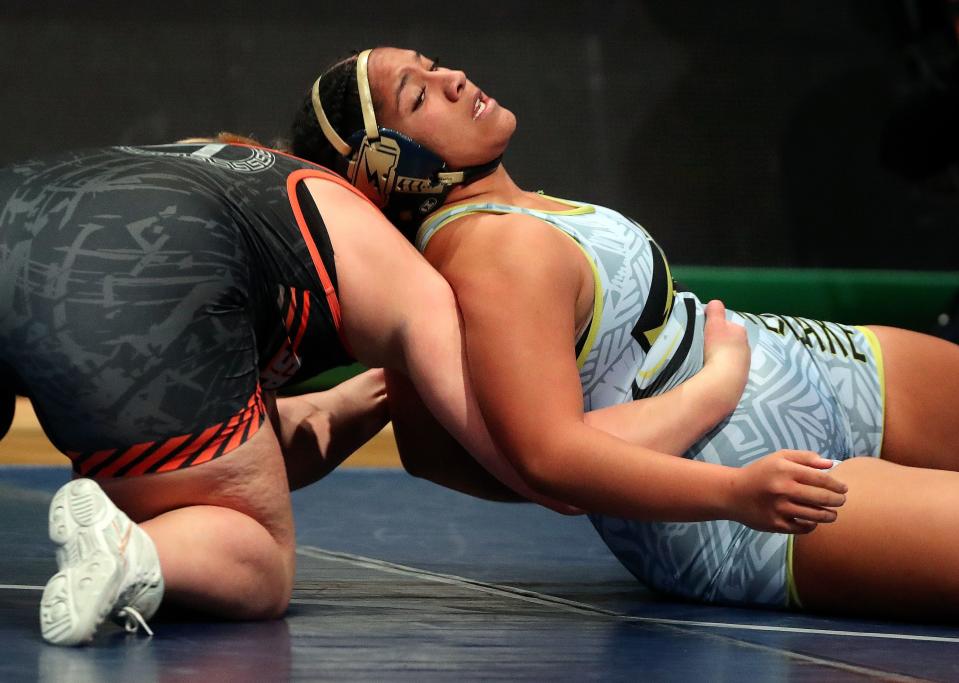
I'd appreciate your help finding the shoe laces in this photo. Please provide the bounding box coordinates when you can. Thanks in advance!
[116,606,154,637]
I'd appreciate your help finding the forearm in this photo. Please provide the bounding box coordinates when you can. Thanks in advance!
[514,421,737,521]
[584,367,737,456]
[275,369,389,490]
[386,370,527,502]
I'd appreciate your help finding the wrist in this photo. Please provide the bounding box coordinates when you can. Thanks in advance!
[715,464,744,522]
[697,363,743,416]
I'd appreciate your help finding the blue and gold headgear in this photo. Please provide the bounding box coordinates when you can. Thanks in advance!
[311,49,501,231]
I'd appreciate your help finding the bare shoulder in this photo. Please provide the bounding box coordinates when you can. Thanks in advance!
[425,210,580,303]
[428,211,572,274]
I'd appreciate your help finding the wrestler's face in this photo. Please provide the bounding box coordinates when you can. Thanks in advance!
[367,47,516,169]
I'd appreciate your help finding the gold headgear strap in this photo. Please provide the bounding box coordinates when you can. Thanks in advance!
[354,49,380,141]
[311,48,381,158]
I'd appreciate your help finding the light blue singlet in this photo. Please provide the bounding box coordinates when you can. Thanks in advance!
[417,196,884,608]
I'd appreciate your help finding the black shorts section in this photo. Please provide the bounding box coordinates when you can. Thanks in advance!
[295,180,338,293]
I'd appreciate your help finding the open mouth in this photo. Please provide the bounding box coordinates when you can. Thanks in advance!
[473,92,489,120]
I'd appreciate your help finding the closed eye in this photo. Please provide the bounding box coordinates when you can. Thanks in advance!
[412,58,440,113]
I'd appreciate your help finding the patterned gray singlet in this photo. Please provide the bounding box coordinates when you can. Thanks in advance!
[416,196,885,608]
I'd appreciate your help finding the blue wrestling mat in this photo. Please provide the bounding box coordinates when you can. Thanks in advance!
[2,465,957,681]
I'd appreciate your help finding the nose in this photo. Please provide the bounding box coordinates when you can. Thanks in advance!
[438,68,467,101]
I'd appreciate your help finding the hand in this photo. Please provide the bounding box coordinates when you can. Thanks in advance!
[729,450,847,534]
[701,299,750,412]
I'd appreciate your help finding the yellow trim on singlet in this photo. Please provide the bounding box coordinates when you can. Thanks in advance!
[415,202,603,370]
[636,334,681,379]
[572,242,604,370]
[855,325,886,456]
[534,193,598,216]
[786,535,803,608]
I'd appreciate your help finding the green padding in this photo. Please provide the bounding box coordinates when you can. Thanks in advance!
[285,268,959,394]
[673,266,959,331]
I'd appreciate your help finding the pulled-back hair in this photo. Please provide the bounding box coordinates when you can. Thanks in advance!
[290,54,364,171]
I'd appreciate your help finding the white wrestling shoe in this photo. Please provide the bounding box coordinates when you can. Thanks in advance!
[40,478,164,646]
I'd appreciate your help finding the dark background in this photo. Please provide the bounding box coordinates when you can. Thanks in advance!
[2,0,957,269]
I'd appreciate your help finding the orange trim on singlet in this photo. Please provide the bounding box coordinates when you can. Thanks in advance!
[153,420,226,473]
[291,289,311,357]
[261,288,314,386]
[70,386,266,478]
[96,440,156,479]
[285,167,370,356]
[191,390,264,468]
[125,433,192,477]
[73,447,118,474]
[284,289,298,330]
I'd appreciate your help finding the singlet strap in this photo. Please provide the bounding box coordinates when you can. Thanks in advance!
[286,168,371,354]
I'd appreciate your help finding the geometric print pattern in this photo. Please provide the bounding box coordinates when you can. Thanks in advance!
[590,314,882,607]
[419,197,884,608]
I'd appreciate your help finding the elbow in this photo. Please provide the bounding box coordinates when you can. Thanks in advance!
[398,451,429,480]
[506,440,569,501]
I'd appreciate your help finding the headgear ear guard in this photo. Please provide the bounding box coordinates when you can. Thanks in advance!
[310,49,501,232]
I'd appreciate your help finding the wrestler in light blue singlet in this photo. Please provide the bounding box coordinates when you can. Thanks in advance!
[416,195,885,608]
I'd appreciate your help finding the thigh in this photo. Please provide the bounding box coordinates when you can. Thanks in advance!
[869,325,959,469]
[792,456,959,619]
[100,406,295,554]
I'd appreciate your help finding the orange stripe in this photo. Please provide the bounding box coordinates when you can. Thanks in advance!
[75,448,118,476]
[125,433,193,477]
[163,386,263,471]
[154,420,226,473]
[73,386,268,478]
[211,391,264,463]
[291,291,311,357]
[285,287,298,331]
[97,440,156,478]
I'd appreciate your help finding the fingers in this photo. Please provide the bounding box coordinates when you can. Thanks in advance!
[782,518,819,535]
[779,501,839,524]
[782,449,842,472]
[789,483,846,509]
[705,299,727,320]
[779,451,849,499]
[791,463,848,495]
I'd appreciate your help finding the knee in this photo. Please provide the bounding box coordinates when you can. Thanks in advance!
[253,540,296,619]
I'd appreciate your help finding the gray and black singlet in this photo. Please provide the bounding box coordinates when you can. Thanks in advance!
[0,143,355,478]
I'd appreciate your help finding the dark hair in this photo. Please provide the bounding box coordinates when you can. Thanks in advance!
[289,55,364,171]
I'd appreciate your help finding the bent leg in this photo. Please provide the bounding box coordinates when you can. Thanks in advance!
[793,457,959,620]
[870,325,959,469]
[100,415,295,619]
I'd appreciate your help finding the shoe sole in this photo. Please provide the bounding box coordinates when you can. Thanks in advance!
[40,551,121,646]
[41,479,124,646]
[49,478,114,569]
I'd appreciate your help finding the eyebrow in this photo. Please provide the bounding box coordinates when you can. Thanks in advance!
[394,51,425,113]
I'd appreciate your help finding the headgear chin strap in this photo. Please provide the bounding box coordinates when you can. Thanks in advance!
[311,49,501,231]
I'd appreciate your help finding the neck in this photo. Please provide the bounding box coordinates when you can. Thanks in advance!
[442,164,569,212]
[444,164,527,206]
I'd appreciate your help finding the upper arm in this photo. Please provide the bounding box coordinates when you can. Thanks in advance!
[303,179,575,509]
[386,370,527,502]
[429,215,590,481]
